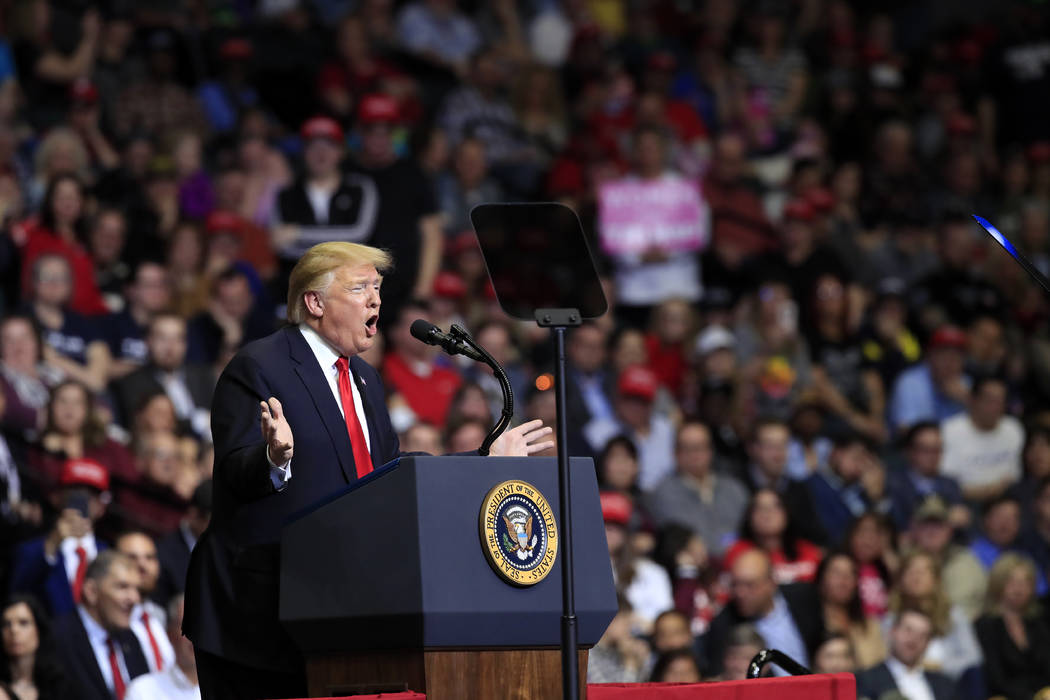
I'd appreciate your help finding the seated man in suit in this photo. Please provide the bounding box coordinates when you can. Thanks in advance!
[856,607,955,700]
[116,530,175,673]
[10,458,111,616]
[699,549,821,677]
[53,550,150,700]
[111,313,215,440]
[154,480,211,606]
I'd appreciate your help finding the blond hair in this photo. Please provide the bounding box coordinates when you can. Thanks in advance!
[984,552,1040,617]
[888,551,951,636]
[286,242,393,323]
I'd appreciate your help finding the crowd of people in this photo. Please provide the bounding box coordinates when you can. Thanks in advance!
[0,0,1045,698]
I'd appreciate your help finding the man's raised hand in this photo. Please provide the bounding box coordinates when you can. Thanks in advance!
[261,397,294,465]
[487,419,554,457]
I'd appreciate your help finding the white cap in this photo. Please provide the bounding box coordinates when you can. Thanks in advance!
[695,325,736,356]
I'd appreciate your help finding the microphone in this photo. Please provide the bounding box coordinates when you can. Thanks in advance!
[410,319,486,363]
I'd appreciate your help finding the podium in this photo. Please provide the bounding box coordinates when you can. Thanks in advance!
[279,456,617,699]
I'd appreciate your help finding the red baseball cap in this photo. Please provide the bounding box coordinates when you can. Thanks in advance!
[618,365,658,402]
[928,325,968,351]
[1027,142,1050,165]
[783,200,816,223]
[205,210,243,236]
[946,113,977,137]
[358,94,400,125]
[70,78,98,104]
[600,491,633,526]
[60,458,109,492]
[806,188,835,213]
[301,116,344,143]
[220,37,253,60]
[432,271,466,300]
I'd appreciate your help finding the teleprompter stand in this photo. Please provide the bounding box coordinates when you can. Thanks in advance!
[470,203,610,700]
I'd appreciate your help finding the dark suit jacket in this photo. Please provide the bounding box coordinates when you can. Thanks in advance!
[52,610,149,700]
[975,613,1050,699]
[699,582,822,677]
[10,538,108,617]
[153,525,193,606]
[886,469,964,531]
[110,363,215,431]
[183,325,403,671]
[855,661,956,700]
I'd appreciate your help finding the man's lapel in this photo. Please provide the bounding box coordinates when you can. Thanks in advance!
[285,326,355,483]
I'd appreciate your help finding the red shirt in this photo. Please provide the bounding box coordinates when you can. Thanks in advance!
[721,538,823,584]
[858,562,889,618]
[16,219,108,315]
[644,335,687,396]
[382,351,462,427]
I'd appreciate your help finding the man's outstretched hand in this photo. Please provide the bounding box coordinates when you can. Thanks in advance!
[487,419,554,457]
[261,397,294,465]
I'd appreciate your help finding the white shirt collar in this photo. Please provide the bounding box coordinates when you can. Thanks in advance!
[299,324,342,370]
[77,605,109,646]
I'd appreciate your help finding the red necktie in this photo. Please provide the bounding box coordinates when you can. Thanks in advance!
[72,546,88,604]
[106,637,126,700]
[335,357,373,479]
[140,609,164,671]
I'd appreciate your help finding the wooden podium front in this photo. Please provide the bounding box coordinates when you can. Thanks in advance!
[306,649,588,699]
[279,457,616,699]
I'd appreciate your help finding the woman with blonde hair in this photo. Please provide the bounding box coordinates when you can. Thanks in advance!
[975,553,1050,699]
[884,550,982,683]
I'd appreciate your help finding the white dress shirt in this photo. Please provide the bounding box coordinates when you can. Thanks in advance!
[78,606,130,694]
[59,534,98,585]
[130,600,175,673]
[266,325,373,490]
[886,656,936,700]
[125,664,201,700]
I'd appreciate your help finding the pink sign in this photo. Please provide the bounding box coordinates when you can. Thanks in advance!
[598,176,708,255]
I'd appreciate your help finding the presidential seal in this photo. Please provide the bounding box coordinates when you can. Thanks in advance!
[479,479,559,586]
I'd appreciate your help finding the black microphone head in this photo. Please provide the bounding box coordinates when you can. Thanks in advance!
[410,318,439,345]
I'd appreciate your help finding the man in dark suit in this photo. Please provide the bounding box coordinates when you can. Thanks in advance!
[699,549,821,678]
[53,550,150,700]
[110,313,215,439]
[856,608,956,700]
[183,242,552,700]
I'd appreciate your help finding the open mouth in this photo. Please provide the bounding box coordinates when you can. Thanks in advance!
[364,315,379,336]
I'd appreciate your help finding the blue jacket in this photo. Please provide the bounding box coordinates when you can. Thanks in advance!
[10,537,107,617]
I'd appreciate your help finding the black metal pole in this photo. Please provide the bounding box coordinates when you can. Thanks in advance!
[553,326,579,700]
